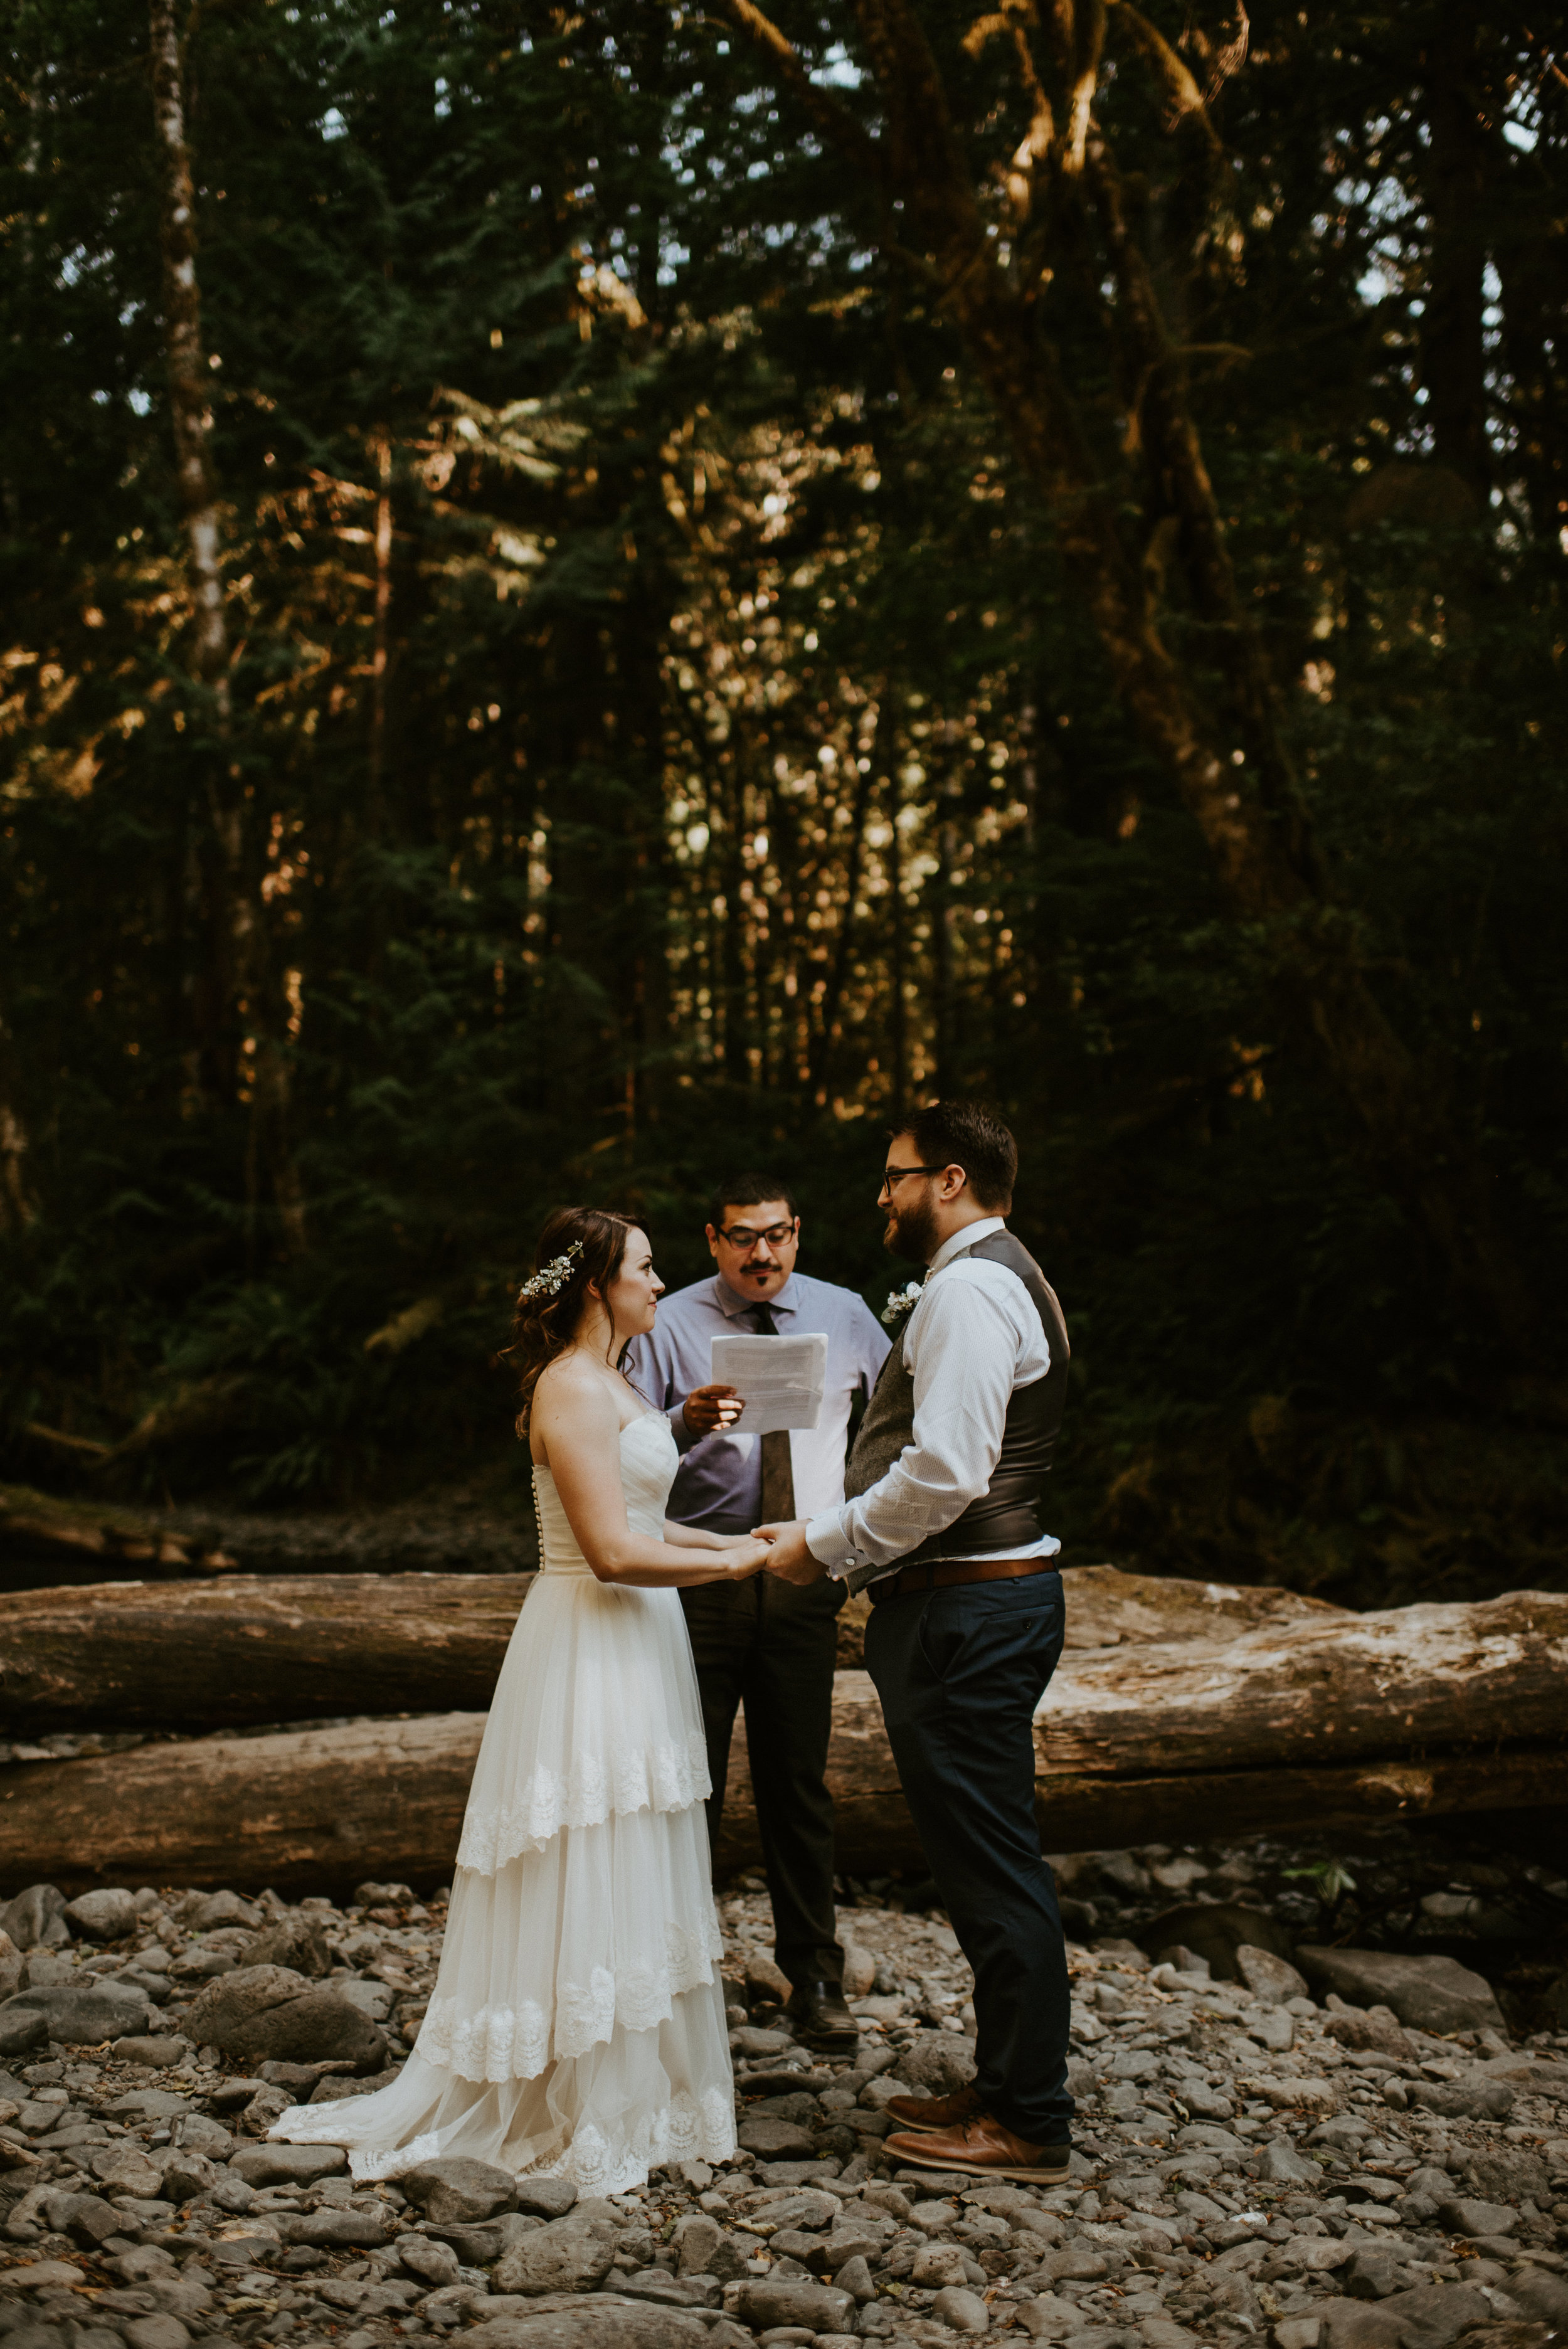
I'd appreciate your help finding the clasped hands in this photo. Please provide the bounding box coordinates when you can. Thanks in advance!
[750,1517,825,1585]
[717,1517,822,1585]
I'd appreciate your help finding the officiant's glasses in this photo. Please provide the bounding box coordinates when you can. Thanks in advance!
[717,1219,798,1248]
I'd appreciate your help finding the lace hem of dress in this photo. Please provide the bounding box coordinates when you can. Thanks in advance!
[296,2086,736,2195]
[415,1924,724,2082]
[455,1731,711,1873]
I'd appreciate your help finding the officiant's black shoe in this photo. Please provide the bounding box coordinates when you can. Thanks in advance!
[787,1978,860,2052]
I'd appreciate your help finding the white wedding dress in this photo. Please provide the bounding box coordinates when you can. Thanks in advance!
[270,1413,736,2193]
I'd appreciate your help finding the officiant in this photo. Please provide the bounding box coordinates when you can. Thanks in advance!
[625,1173,888,2051]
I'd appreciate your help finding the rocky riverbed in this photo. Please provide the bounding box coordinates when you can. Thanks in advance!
[1,1827,1566,2349]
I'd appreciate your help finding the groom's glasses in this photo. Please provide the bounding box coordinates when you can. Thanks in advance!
[879,1165,945,1195]
[717,1220,797,1248]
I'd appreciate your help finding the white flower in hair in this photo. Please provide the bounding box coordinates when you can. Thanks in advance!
[881,1279,923,1326]
[516,1239,585,1303]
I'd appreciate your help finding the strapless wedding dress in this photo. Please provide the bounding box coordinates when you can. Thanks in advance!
[270,1414,736,2193]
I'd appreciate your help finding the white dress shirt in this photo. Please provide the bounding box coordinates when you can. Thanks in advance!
[803,1216,1060,1581]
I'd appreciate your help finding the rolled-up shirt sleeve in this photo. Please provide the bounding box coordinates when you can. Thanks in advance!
[805,1274,1022,1577]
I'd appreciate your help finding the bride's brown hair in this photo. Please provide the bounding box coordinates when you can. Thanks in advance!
[506,1206,642,1433]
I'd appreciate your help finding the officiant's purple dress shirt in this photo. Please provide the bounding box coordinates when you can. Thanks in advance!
[625,1271,889,1532]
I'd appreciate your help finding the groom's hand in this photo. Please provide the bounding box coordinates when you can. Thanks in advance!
[682,1383,743,1435]
[755,1519,824,1585]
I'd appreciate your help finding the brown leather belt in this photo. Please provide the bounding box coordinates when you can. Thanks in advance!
[868,1554,1058,1605]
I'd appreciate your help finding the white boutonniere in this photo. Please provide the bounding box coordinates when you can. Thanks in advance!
[881,1280,923,1327]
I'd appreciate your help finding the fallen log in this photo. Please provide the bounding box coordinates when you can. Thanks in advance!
[1036,1588,1568,1779]
[0,1572,528,1734]
[0,1561,1340,1736]
[0,1716,485,1896]
[0,1483,235,1584]
[835,1561,1340,1669]
[2,1591,1563,1894]
[0,1482,529,1590]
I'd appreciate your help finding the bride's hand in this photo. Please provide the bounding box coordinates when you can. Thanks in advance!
[716,1537,773,1579]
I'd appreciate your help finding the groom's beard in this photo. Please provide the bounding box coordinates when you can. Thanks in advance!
[886,1190,940,1267]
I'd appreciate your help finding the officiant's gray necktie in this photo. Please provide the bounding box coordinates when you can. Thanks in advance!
[751,1305,797,1520]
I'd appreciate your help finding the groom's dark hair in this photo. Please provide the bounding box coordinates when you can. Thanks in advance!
[893,1100,1017,1212]
[707,1172,799,1227]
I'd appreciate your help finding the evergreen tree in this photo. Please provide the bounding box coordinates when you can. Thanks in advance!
[1,0,1562,1601]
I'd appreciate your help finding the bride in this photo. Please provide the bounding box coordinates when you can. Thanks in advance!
[271,1206,770,2193]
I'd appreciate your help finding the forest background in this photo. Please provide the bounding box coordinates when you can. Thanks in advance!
[1,0,1564,1609]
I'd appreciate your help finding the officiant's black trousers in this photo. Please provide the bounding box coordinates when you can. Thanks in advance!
[865,1569,1074,2149]
[679,1564,845,1990]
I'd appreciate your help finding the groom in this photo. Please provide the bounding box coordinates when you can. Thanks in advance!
[757,1100,1075,2183]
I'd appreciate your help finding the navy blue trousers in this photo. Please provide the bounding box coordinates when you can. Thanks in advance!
[864,1570,1074,2148]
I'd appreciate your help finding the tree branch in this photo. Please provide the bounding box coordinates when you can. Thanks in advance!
[697,0,883,180]
[1109,1,1224,157]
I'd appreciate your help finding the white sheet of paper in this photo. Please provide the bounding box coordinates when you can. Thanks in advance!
[710,1330,828,1434]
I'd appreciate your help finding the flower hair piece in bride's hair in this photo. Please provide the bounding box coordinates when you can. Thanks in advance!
[515,1239,584,1304]
[504,1206,642,1434]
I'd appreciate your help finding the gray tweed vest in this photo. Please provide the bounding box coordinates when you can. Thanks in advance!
[841,1228,1069,1594]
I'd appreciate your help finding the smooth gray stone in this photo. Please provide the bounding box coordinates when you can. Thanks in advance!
[398,2155,519,2225]
[616,2268,723,2309]
[37,2189,120,2247]
[1294,1949,1503,2035]
[0,2005,48,2058]
[184,1965,388,2071]
[62,1890,138,1943]
[227,2141,347,2188]
[1,1975,150,2044]
[279,2207,390,2248]
[1463,2144,1552,2205]
[896,2032,978,2098]
[1508,2269,1568,2330]
[1254,2137,1322,2186]
[1,1887,70,1953]
[492,2217,616,2297]
[400,2233,463,2289]
[1233,1946,1309,2006]
[1317,2281,1493,2348]
[733,2276,856,2332]
[112,2036,190,2069]
[737,2114,816,2160]
[238,1917,332,1978]
[512,2176,578,2221]
[1433,2194,1515,2238]
[108,2089,192,2118]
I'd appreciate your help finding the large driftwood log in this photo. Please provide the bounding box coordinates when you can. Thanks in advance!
[835,1563,1340,1669]
[1038,1588,1568,1778]
[0,1716,486,1895]
[2,1590,1564,1893]
[1,1573,527,1733]
[723,1592,1568,1869]
[1,1562,1340,1735]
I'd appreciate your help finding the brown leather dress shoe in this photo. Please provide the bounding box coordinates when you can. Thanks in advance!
[882,2083,985,2133]
[884,2109,1072,2183]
